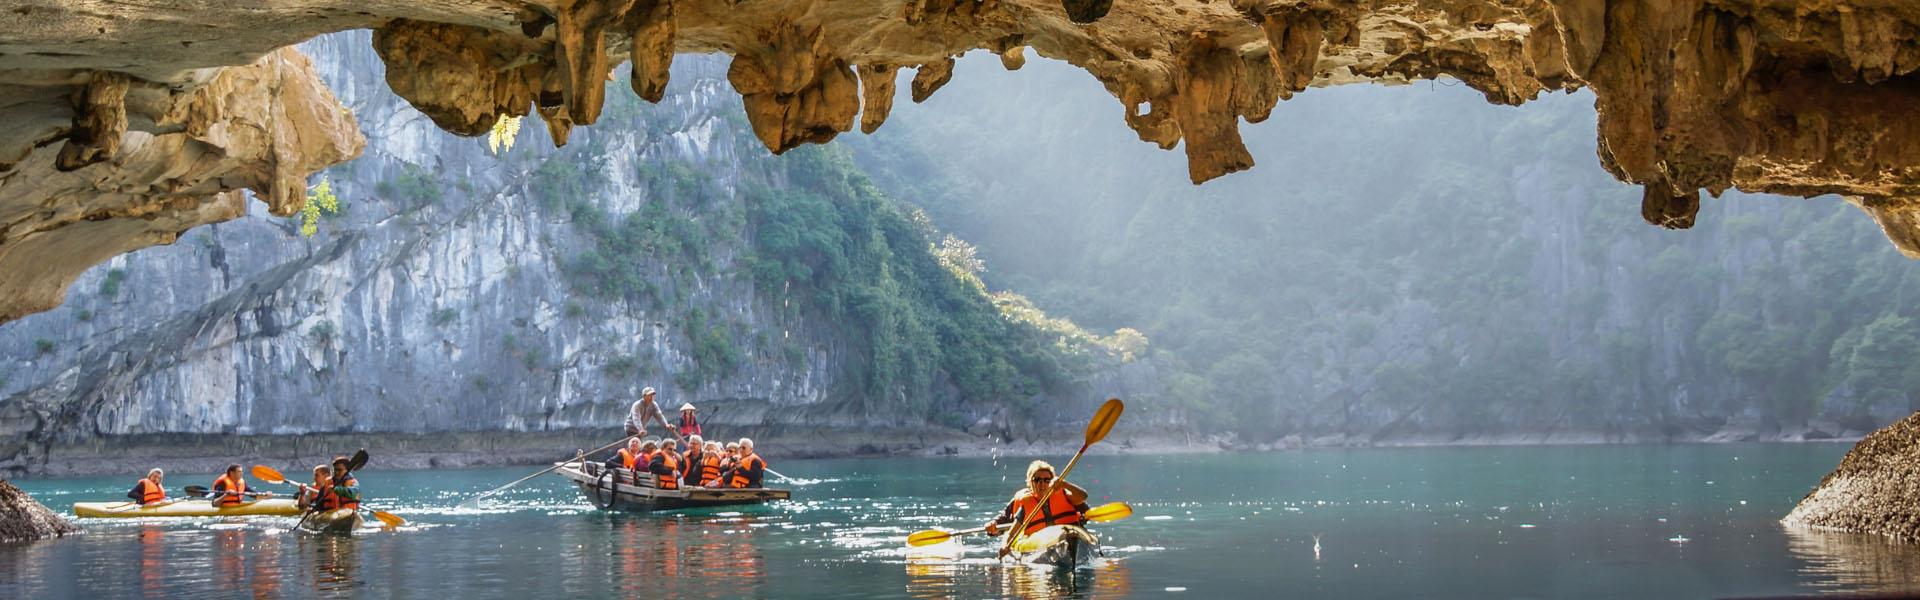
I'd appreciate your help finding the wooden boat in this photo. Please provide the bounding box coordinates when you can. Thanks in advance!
[73,498,303,518]
[296,508,365,534]
[1008,524,1099,568]
[553,460,790,512]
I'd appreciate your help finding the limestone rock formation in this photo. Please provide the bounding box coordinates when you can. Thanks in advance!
[0,477,79,543]
[1784,411,1920,541]
[5,1,1920,323]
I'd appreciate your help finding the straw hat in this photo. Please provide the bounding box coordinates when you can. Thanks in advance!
[679,403,697,412]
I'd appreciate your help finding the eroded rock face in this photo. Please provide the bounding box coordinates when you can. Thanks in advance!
[1784,411,1920,541]
[4,1,1920,323]
[0,477,79,543]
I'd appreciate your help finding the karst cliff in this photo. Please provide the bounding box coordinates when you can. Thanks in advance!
[4,0,1920,325]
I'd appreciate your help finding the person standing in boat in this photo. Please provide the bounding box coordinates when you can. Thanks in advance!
[725,438,768,488]
[676,403,702,439]
[211,464,270,507]
[984,460,1090,537]
[649,439,682,490]
[327,456,360,510]
[625,386,676,440]
[126,468,167,506]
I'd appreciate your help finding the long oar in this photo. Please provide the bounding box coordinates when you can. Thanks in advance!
[999,398,1124,558]
[907,501,1132,547]
[458,436,634,508]
[254,465,405,528]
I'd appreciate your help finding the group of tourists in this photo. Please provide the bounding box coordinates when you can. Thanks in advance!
[122,456,360,511]
[610,386,768,489]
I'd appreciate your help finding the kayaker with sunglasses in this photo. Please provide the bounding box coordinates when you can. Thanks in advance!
[984,460,1090,537]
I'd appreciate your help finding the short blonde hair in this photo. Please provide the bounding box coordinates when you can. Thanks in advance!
[1025,460,1056,482]
[313,465,330,476]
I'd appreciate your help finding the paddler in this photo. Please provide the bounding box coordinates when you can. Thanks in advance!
[297,465,332,510]
[327,455,360,510]
[724,438,767,489]
[125,468,167,506]
[625,386,676,440]
[983,460,1090,538]
[649,439,682,490]
[211,463,270,507]
[676,403,702,439]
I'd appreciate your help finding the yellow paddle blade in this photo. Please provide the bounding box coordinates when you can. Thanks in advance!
[907,529,955,547]
[371,510,405,528]
[1086,502,1132,522]
[251,465,287,483]
[1084,399,1124,445]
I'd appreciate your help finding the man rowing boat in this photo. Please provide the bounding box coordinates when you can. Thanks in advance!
[625,386,676,440]
[984,460,1089,537]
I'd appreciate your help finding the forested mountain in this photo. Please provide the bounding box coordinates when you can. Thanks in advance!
[0,37,1150,477]
[853,55,1920,445]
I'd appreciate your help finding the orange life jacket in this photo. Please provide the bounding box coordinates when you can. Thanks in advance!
[333,476,359,509]
[698,454,723,486]
[213,473,247,507]
[1009,490,1085,535]
[135,478,164,505]
[728,453,764,488]
[617,448,638,470]
[311,480,336,510]
[655,453,680,490]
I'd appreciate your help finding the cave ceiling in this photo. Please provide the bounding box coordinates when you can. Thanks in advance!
[1,0,1919,323]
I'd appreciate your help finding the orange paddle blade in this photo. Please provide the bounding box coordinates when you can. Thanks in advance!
[252,465,287,483]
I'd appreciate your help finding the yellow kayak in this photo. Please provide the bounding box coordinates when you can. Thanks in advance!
[1009,524,1100,568]
[73,498,302,518]
[297,508,365,534]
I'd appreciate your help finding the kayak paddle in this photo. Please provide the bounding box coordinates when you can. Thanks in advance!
[182,485,268,499]
[254,464,406,528]
[1000,398,1123,557]
[459,436,635,508]
[907,501,1134,547]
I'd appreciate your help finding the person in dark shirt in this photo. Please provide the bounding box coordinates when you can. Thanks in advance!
[126,468,167,505]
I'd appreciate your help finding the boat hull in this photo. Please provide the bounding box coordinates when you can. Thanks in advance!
[74,498,302,518]
[297,508,365,534]
[555,461,790,513]
[1010,524,1099,568]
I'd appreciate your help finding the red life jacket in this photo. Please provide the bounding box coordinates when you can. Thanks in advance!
[655,453,680,490]
[213,473,247,507]
[1009,491,1085,535]
[698,454,723,486]
[728,453,764,488]
[135,478,164,505]
[677,414,700,437]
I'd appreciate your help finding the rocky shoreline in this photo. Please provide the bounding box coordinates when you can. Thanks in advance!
[1782,412,1920,541]
[3,426,1867,480]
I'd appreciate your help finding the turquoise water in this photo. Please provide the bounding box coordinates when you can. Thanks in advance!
[4,443,1917,598]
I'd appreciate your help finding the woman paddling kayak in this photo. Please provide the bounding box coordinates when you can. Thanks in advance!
[985,460,1091,538]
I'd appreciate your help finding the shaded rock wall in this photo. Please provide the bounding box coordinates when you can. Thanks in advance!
[1784,411,1920,541]
[5,1,1920,323]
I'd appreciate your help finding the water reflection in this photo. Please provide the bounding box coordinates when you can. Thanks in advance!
[137,524,165,597]
[1783,524,1920,594]
[904,552,1133,599]
[307,534,361,596]
[606,514,769,599]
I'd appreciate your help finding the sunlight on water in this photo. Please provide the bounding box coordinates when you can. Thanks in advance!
[5,445,1917,598]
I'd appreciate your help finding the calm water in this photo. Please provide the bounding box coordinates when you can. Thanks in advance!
[4,444,1918,599]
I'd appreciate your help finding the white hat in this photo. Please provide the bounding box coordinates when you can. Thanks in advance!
[679,403,697,412]
[641,386,656,396]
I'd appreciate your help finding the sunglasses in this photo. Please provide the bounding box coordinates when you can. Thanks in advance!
[1030,476,1053,483]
